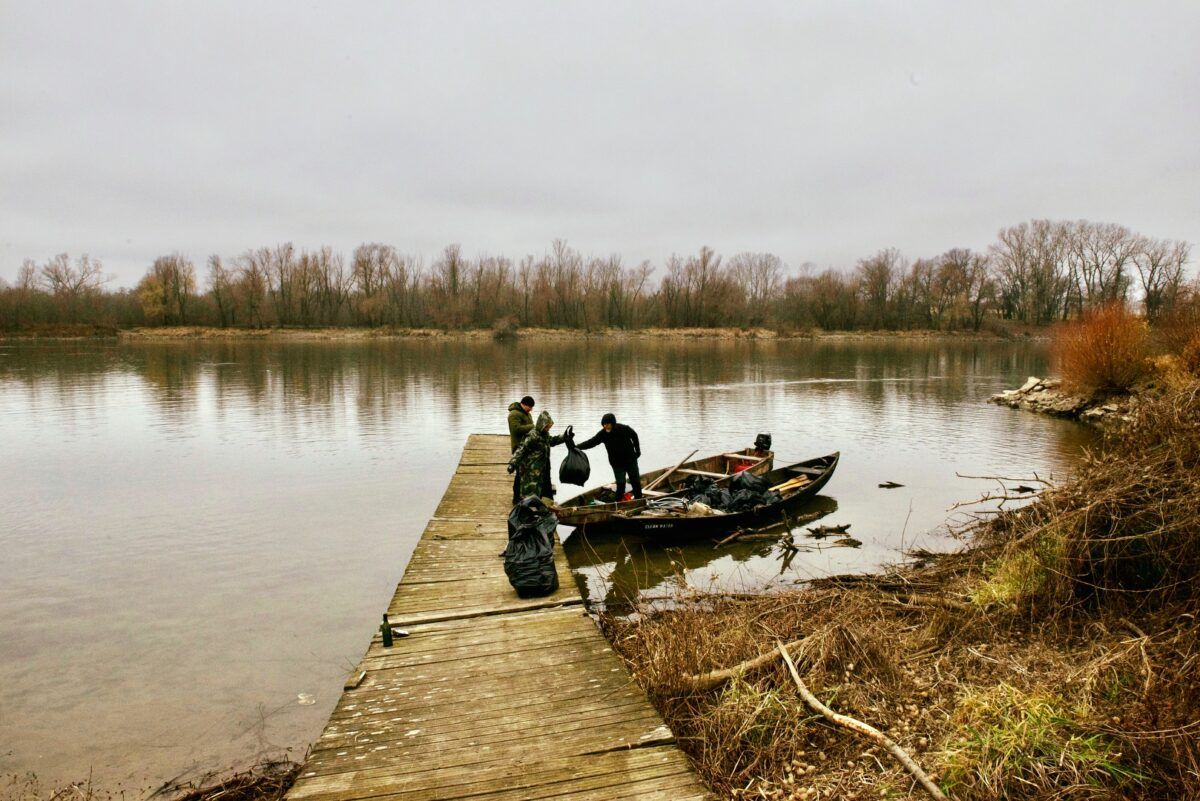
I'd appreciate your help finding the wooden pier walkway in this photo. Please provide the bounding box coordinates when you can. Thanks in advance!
[287,434,713,801]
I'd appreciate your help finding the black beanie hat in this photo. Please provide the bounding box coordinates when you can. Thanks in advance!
[521,396,535,407]
[601,412,616,425]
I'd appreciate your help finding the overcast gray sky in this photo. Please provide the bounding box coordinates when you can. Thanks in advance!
[3,1,1198,287]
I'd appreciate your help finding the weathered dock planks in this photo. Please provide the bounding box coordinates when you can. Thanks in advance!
[287,434,713,801]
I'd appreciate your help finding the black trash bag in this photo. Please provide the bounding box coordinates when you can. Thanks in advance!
[727,489,763,512]
[595,487,619,504]
[699,487,734,511]
[731,471,769,494]
[682,474,715,496]
[504,497,559,598]
[559,428,590,486]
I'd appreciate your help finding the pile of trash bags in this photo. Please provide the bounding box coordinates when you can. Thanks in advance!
[683,472,780,513]
[504,496,559,598]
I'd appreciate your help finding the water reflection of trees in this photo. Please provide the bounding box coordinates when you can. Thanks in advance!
[0,338,1055,449]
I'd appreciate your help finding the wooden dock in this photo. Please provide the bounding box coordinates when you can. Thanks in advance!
[287,434,713,801]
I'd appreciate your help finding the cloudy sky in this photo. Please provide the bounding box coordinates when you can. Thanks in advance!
[2,1,1198,287]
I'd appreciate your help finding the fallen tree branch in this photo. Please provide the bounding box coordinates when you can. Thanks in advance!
[715,511,828,548]
[954,471,1051,485]
[776,641,949,801]
[674,637,807,693]
[885,591,975,614]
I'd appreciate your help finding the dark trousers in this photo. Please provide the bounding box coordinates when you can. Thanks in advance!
[512,471,522,504]
[613,460,642,499]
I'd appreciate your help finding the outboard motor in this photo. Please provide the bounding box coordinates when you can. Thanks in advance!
[754,433,773,453]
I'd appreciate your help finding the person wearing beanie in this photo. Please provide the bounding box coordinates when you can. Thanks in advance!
[577,413,643,499]
[506,395,536,503]
[507,410,570,503]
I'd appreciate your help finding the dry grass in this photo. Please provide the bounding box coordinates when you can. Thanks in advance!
[604,380,1200,800]
[150,761,300,801]
[1180,335,1200,376]
[985,381,1200,614]
[1052,304,1150,394]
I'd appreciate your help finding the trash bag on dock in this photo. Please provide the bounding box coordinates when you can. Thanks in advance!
[558,433,590,486]
[504,497,560,598]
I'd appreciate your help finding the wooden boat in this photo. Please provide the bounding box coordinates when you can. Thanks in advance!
[596,452,839,540]
[554,447,774,527]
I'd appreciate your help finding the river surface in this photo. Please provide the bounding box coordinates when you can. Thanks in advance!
[0,337,1093,788]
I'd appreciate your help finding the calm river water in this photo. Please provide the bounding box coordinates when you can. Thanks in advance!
[0,337,1093,788]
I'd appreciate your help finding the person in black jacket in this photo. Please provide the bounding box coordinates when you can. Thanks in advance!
[577,413,643,499]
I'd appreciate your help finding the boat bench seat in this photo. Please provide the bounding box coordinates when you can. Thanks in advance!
[723,453,765,462]
[677,469,729,479]
[789,467,824,476]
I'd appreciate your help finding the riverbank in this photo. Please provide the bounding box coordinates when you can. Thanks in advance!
[989,376,1145,427]
[2,760,300,801]
[603,380,1200,799]
[0,323,1041,342]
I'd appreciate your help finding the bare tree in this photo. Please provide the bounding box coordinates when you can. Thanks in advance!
[517,255,534,325]
[1065,220,1138,310]
[991,220,1070,324]
[857,249,904,329]
[1134,238,1191,321]
[963,251,994,331]
[208,255,237,327]
[39,253,108,297]
[236,250,269,328]
[730,252,783,326]
[351,243,394,326]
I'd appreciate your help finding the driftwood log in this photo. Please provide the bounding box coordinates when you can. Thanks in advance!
[776,642,948,801]
[714,511,824,548]
[674,637,807,693]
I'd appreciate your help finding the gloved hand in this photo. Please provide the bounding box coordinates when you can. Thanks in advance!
[506,463,516,474]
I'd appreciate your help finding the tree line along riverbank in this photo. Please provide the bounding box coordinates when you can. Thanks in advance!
[1,219,1193,337]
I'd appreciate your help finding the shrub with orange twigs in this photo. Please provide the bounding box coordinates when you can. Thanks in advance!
[1052,303,1150,394]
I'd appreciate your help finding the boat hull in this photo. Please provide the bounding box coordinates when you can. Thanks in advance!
[554,447,774,526]
[581,452,839,542]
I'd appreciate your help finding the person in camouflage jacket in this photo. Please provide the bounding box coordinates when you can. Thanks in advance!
[507,396,536,503]
[507,411,570,502]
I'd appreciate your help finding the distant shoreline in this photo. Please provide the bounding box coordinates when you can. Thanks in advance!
[1,324,1048,342]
